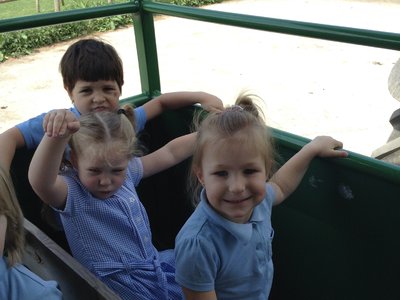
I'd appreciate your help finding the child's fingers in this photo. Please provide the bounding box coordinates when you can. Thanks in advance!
[313,136,348,158]
[44,110,69,137]
[43,111,57,136]
[43,114,50,135]
[330,148,349,158]
[67,120,80,133]
[51,110,67,136]
[325,142,348,158]
[56,117,69,137]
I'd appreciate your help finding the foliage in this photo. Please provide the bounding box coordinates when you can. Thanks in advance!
[171,0,221,7]
[0,15,133,62]
[0,0,223,62]
[0,0,56,19]
[0,0,132,62]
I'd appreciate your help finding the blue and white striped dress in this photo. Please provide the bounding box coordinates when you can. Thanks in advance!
[56,157,183,300]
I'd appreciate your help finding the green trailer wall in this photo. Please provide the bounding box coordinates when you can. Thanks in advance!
[13,106,400,299]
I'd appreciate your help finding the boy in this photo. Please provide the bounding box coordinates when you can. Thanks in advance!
[0,38,223,172]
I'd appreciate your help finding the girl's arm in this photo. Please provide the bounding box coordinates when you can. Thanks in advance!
[182,287,217,300]
[140,132,196,178]
[28,110,80,209]
[270,135,348,205]
[143,91,223,121]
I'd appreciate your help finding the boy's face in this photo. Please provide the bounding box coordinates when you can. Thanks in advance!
[67,80,121,115]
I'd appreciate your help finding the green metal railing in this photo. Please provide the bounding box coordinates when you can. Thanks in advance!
[1,0,400,178]
[2,0,400,185]
[143,1,400,50]
[2,0,400,97]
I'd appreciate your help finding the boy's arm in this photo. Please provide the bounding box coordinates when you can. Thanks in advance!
[141,132,196,178]
[143,91,223,121]
[0,127,25,172]
[270,136,348,206]
[28,110,79,208]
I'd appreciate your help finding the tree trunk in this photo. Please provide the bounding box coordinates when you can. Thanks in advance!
[54,0,60,12]
[36,0,40,13]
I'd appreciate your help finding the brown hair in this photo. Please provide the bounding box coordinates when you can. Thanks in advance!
[189,92,275,204]
[60,38,124,93]
[0,165,25,266]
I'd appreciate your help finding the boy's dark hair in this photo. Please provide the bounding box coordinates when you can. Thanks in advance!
[59,38,124,92]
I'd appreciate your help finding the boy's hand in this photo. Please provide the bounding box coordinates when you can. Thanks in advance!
[43,109,80,138]
[198,92,224,113]
[307,136,348,158]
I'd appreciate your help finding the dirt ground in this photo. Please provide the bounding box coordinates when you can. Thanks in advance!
[1,0,400,156]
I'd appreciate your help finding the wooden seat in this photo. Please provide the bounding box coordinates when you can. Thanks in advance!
[23,218,121,299]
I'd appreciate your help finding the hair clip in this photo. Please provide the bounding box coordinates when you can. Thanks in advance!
[117,108,126,116]
[223,105,243,114]
[231,105,244,111]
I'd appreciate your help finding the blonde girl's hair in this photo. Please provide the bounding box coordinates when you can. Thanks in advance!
[189,92,276,205]
[0,165,25,266]
[69,107,139,162]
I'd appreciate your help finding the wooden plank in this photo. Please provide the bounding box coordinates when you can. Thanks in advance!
[23,219,121,300]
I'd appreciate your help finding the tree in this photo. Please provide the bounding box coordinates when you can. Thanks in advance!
[54,0,60,12]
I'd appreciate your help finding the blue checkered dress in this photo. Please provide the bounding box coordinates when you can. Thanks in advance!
[56,157,183,300]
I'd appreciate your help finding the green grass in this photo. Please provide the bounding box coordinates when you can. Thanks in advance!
[0,0,172,20]
[0,0,65,19]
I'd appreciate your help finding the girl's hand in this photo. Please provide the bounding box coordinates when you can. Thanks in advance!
[43,109,80,138]
[307,135,348,158]
[198,92,224,113]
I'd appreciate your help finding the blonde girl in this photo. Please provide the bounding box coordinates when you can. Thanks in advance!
[28,107,195,300]
[0,165,62,299]
[174,93,348,300]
